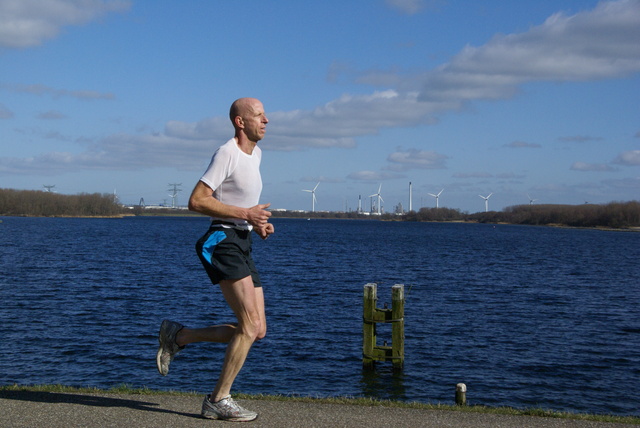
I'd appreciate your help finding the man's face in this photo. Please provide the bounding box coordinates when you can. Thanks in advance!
[241,100,268,143]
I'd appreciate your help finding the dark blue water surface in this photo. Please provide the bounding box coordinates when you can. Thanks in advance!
[1,216,638,416]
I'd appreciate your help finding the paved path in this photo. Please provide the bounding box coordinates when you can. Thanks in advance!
[1,390,636,428]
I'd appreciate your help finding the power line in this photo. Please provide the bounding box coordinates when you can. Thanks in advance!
[167,183,182,208]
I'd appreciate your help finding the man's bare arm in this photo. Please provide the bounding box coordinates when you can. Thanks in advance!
[188,181,271,228]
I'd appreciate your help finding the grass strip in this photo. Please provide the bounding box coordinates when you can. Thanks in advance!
[2,384,638,425]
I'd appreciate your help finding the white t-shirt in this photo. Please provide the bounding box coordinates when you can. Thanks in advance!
[200,138,262,228]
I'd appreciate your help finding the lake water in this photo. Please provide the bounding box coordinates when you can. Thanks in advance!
[1,216,638,416]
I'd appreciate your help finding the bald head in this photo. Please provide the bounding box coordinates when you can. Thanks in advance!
[229,98,268,144]
[229,98,260,123]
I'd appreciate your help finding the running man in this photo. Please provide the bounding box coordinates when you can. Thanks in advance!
[156,97,274,422]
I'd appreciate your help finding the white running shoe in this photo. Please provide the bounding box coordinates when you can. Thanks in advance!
[201,395,258,422]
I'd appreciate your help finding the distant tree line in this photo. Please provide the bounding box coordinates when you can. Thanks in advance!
[2,188,638,229]
[402,207,467,222]
[270,207,468,222]
[0,188,125,217]
[468,201,640,229]
[273,201,640,229]
[270,210,367,220]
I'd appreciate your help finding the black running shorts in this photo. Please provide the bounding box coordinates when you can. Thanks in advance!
[195,224,262,288]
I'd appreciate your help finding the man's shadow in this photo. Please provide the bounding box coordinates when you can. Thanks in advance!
[0,389,200,419]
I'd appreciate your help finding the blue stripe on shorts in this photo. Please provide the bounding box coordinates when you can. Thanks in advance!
[201,231,227,264]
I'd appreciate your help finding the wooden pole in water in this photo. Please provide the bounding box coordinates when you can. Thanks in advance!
[363,283,405,369]
[363,283,377,369]
[391,284,404,370]
[455,383,467,406]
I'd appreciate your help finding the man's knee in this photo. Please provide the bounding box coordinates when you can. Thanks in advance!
[255,324,266,341]
[238,318,264,342]
[251,320,267,342]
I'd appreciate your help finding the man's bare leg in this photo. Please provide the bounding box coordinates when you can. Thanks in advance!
[210,276,266,402]
[175,287,265,348]
[176,324,237,346]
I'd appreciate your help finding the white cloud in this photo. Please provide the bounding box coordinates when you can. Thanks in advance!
[496,172,525,180]
[2,1,639,177]
[602,176,640,190]
[570,161,617,172]
[300,176,344,184]
[558,135,604,143]
[453,172,493,179]
[0,132,213,176]
[270,90,439,139]
[418,0,640,103]
[0,103,13,119]
[37,110,66,120]
[386,148,448,171]
[504,141,542,149]
[3,83,115,100]
[385,0,445,15]
[164,117,230,141]
[613,150,640,166]
[318,0,640,149]
[347,171,403,181]
[385,0,424,15]
[0,0,131,48]
[165,91,440,152]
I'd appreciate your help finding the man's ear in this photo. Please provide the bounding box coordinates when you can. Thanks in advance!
[234,116,244,128]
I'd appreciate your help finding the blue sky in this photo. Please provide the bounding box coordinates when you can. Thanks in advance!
[1,0,639,213]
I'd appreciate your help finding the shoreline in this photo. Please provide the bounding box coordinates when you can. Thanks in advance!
[1,384,638,425]
[2,214,639,232]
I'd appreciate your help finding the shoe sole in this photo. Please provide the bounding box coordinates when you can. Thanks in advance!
[201,413,258,422]
[155,345,166,376]
[156,322,170,376]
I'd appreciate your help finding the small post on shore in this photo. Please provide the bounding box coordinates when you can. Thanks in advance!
[455,383,467,406]
[363,283,405,370]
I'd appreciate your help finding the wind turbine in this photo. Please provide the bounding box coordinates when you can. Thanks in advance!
[479,193,493,212]
[302,182,319,212]
[527,194,537,205]
[428,189,444,208]
[369,184,384,215]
